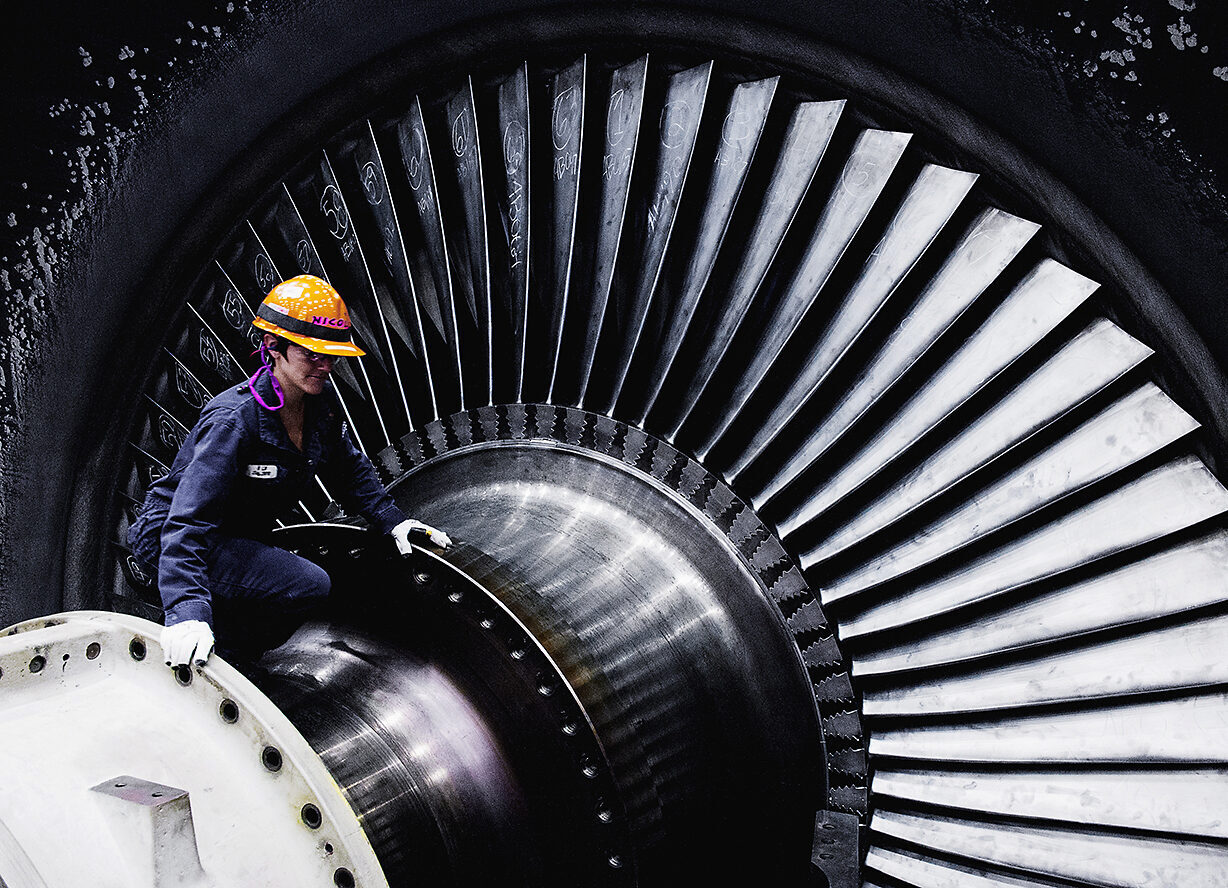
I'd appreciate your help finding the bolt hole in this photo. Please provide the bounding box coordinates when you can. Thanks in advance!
[86,643,101,660]
[129,638,146,661]
[113,782,127,788]
[819,852,834,860]
[324,842,334,855]
[62,653,70,661]
[261,746,283,772]
[0,666,5,680]
[218,699,239,723]
[151,792,163,798]
[28,656,45,674]
[301,803,323,829]
[174,664,192,686]
[822,822,836,831]
[333,867,355,888]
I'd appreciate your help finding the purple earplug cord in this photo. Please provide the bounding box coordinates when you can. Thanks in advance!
[248,342,285,411]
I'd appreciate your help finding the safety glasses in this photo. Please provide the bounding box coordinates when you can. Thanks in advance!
[290,344,340,365]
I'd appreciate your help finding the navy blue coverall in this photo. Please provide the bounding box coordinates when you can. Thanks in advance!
[128,372,406,647]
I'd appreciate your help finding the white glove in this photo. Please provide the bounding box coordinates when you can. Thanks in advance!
[161,620,215,668]
[391,518,452,554]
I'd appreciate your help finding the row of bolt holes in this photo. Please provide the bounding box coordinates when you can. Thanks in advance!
[446,589,626,873]
[1,641,105,680]
[815,820,838,862]
[124,637,355,888]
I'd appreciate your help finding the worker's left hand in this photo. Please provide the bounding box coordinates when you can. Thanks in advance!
[391,518,453,554]
[161,620,215,669]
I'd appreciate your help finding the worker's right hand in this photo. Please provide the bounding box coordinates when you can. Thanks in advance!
[391,518,453,554]
[161,620,215,669]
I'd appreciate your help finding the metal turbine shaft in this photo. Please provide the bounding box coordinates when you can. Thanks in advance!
[258,431,822,885]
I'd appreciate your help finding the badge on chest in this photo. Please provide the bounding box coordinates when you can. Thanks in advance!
[245,464,279,479]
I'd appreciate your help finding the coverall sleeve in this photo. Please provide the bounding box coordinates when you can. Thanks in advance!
[158,412,244,627]
[322,421,407,535]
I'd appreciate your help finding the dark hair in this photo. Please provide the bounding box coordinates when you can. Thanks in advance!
[263,334,292,355]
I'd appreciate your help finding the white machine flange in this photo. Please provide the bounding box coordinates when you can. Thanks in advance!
[0,611,389,888]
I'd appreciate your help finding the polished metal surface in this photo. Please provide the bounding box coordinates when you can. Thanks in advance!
[568,55,647,406]
[751,207,1041,510]
[856,529,1228,675]
[255,433,827,885]
[540,58,586,401]
[598,61,712,413]
[873,809,1225,888]
[873,767,1228,837]
[259,622,541,887]
[838,457,1228,638]
[691,128,911,460]
[394,439,822,883]
[660,98,842,441]
[821,382,1199,601]
[632,75,778,427]
[494,63,531,403]
[723,164,978,480]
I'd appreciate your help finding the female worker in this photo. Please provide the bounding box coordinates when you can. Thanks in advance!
[128,275,450,669]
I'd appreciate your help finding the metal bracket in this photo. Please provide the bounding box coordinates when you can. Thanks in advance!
[91,775,208,887]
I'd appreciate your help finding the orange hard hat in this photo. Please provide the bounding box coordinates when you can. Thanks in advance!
[251,275,366,357]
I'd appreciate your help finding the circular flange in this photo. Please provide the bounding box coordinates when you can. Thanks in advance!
[0,610,388,888]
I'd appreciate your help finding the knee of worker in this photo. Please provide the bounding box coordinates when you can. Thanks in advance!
[283,555,332,609]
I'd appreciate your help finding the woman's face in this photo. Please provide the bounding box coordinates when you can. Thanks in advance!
[266,335,337,398]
